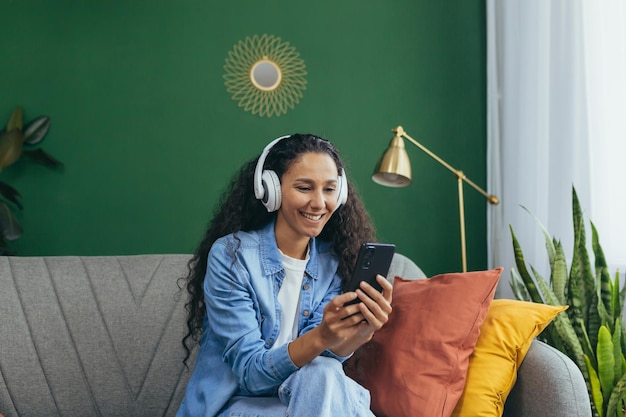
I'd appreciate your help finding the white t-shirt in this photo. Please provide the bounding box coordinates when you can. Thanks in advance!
[274,249,308,348]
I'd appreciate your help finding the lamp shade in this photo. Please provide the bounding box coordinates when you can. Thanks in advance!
[372,135,412,187]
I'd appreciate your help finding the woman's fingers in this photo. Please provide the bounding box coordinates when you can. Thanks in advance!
[378,274,393,304]
[358,276,392,310]
[355,276,393,328]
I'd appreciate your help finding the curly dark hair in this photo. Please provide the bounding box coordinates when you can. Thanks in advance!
[180,133,376,366]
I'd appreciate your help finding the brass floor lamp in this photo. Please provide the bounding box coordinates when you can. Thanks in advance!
[372,125,499,273]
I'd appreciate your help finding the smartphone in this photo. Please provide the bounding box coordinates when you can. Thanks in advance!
[344,243,395,304]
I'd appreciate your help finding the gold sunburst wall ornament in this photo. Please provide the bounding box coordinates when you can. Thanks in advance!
[223,34,307,118]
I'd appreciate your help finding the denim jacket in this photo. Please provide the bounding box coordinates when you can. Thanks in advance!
[176,220,347,417]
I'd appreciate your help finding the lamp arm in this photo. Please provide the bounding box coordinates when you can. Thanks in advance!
[394,126,499,205]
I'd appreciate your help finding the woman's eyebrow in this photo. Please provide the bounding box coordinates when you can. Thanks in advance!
[293,178,338,184]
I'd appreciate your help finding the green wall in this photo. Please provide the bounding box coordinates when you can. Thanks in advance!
[0,0,487,276]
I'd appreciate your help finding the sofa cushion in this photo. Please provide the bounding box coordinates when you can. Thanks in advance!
[344,268,502,417]
[451,299,567,417]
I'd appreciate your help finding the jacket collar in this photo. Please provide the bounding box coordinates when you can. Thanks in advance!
[259,219,321,280]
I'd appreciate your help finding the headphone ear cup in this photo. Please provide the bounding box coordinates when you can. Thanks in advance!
[336,169,348,207]
[261,170,281,212]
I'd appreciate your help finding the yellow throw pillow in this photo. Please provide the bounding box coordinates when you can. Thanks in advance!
[451,299,568,417]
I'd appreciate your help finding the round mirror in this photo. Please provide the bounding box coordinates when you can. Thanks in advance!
[250,59,282,91]
[224,34,307,117]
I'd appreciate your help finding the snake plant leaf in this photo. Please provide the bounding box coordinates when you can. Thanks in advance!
[612,320,623,385]
[23,116,51,146]
[585,354,605,417]
[536,261,596,366]
[553,240,569,305]
[573,187,596,323]
[7,106,23,132]
[0,201,22,241]
[589,297,602,352]
[569,208,602,351]
[598,325,615,410]
[531,265,554,305]
[521,205,557,267]
[510,225,543,303]
[569,258,598,358]
[549,289,591,372]
[617,272,626,339]
[606,370,626,417]
[22,149,64,167]
[0,181,22,210]
[0,128,25,170]
[554,313,585,366]
[598,300,612,338]
[592,222,614,319]
[511,268,532,302]
[511,186,626,417]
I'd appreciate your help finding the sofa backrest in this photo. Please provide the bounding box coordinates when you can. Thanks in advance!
[0,255,195,417]
[0,252,423,417]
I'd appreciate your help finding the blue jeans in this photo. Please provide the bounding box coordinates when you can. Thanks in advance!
[217,356,374,417]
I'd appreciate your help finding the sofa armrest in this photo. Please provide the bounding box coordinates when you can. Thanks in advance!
[503,339,591,417]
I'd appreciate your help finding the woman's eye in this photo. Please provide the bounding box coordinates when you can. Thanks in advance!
[297,186,311,191]
[324,187,337,193]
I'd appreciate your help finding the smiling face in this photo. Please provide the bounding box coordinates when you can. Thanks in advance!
[274,152,340,259]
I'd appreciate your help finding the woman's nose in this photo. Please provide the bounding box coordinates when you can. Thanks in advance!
[310,190,325,208]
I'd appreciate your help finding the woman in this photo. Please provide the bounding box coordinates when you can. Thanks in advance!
[177,133,393,417]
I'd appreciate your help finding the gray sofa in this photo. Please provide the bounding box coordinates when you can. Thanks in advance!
[0,254,591,417]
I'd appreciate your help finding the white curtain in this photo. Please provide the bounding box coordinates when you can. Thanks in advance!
[487,0,626,298]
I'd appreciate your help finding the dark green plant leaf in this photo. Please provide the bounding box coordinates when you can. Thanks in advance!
[0,236,10,255]
[552,306,591,388]
[0,201,22,241]
[7,106,23,131]
[568,255,595,357]
[22,149,64,167]
[606,370,626,417]
[510,225,543,303]
[510,268,532,301]
[0,181,22,209]
[553,240,569,305]
[23,116,51,146]
[618,271,626,334]
[588,286,602,355]
[534,262,595,365]
[598,299,612,337]
[0,128,25,170]
[573,187,596,323]
[592,221,614,320]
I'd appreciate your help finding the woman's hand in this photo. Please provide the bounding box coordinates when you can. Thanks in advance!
[287,276,393,366]
[314,291,371,348]
[325,275,393,356]
[354,274,393,332]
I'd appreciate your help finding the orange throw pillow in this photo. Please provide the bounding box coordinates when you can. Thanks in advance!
[345,268,502,417]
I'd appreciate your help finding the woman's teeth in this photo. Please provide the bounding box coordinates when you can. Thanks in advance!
[301,212,323,221]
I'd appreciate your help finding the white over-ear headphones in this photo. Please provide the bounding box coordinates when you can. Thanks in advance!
[253,135,349,212]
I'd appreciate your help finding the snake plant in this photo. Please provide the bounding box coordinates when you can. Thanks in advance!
[0,106,62,254]
[510,186,626,417]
